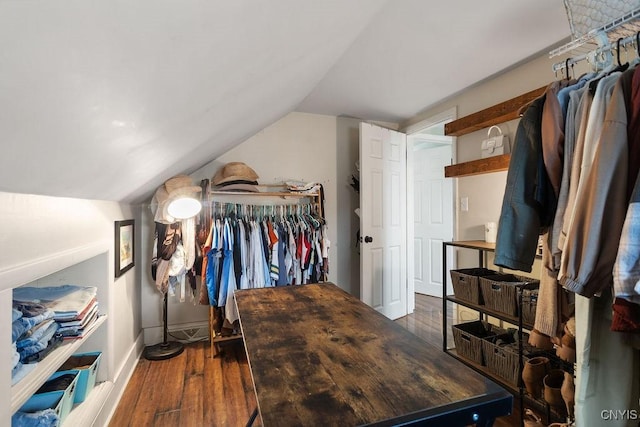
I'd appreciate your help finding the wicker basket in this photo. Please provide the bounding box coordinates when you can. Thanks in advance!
[450,268,497,305]
[452,320,504,366]
[482,332,536,387]
[479,274,539,317]
[520,288,539,326]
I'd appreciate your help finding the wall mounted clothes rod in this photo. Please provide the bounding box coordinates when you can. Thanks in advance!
[552,32,640,74]
[210,201,318,219]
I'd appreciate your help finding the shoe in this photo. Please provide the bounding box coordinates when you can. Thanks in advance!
[523,409,544,427]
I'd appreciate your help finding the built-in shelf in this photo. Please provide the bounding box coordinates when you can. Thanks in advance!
[11,314,107,413]
[444,154,510,178]
[64,380,114,426]
[444,86,546,137]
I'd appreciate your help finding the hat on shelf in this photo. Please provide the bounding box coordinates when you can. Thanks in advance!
[215,182,259,193]
[212,162,259,186]
[164,174,203,198]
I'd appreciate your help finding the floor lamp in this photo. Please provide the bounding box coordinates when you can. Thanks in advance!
[144,292,184,360]
[145,174,202,361]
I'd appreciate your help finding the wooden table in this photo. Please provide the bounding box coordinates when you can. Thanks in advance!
[235,283,512,426]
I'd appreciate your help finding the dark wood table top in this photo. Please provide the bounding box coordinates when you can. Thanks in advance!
[235,283,511,426]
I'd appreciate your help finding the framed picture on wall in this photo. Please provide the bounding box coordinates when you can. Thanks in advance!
[115,219,135,278]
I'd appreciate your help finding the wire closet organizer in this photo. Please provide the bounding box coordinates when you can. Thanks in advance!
[551,7,640,76]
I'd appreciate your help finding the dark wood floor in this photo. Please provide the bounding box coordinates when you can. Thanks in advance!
[109,294,521,427]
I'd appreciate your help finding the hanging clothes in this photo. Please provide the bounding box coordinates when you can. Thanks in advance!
[494,94,549,272]
[199,201,328,307]
[495,57,640,427]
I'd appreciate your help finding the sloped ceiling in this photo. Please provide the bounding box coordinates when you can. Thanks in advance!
[0,0,570,204]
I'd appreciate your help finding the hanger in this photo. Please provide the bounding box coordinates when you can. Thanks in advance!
[613,38,629,73]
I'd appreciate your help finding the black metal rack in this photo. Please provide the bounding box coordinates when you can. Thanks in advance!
[441,241,572,426]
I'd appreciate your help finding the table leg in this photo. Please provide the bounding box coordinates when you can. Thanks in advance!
[246,408,259,427]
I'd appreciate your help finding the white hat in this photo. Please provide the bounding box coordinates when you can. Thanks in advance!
[152,175,201,224]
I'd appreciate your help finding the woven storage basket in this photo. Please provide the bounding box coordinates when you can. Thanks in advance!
[452,320,503,366]
[482,332,536,387]
[520,287,539,326]
[450,268,497,305]
[479,274,539,317]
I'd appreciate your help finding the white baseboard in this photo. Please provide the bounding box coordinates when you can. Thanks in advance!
[98,331,145,426]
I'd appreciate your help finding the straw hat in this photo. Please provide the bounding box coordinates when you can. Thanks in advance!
[212,162,259,186]
[164,174,202,197]
[152,174,202,223]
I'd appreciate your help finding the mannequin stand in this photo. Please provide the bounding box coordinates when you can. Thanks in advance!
[143,292,184,360]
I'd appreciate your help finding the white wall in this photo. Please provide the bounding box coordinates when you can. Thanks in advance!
[140,111,362,336]
[403,51,559,272]
[195,112,339,283]
[0,191,142,421]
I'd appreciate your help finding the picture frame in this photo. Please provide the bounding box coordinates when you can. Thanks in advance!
[115,219,135,278]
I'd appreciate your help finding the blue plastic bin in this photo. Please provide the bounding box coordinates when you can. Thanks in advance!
[58,351,102,403]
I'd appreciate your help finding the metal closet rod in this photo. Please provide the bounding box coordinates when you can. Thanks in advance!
[552,32,640,74]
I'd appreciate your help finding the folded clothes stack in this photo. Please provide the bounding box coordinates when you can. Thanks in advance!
[11,285,100,385]
[11,302,57,385]
[286,180,321,194]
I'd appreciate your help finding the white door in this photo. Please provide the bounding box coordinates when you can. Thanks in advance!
[359,122,407,320]
[412,140,454,297]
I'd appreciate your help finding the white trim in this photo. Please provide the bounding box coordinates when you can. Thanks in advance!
[0,240,110,292]
[405,108,458,300]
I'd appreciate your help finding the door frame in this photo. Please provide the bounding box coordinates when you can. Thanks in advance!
[402,107,458,310]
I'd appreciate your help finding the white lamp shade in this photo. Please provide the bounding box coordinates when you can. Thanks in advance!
[166,196,202,219]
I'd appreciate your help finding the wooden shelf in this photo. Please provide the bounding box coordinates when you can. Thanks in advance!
[446,295,535,331]
[446,349,567,424]
[444,154,510,178]
[444,86,546,137]
[211,191,318,198]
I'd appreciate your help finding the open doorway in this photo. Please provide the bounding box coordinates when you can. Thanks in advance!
[406,109,456,299]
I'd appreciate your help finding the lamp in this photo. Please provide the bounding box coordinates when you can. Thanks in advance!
[152,174,203,224]
[167,196,202,219]
[145,174,202,361]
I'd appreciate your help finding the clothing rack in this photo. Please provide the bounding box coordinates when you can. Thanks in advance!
[550,7,640,58]
[552,31,640,76]
[551,7,640,75]
[205,189,328,358]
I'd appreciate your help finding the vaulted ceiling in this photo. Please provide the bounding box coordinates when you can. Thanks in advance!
[0,0,570,203]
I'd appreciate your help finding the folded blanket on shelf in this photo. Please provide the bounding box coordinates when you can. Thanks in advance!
[18,321,60,361]
[13,285,97,321]
[22,333,63,364]
[12,310,55,343]
[16,319,57,350]
[13,301,50,318]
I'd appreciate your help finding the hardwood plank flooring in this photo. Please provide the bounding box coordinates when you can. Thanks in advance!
[109,294,520,427]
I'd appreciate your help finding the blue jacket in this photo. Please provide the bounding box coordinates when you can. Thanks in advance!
[495,94,555,272]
